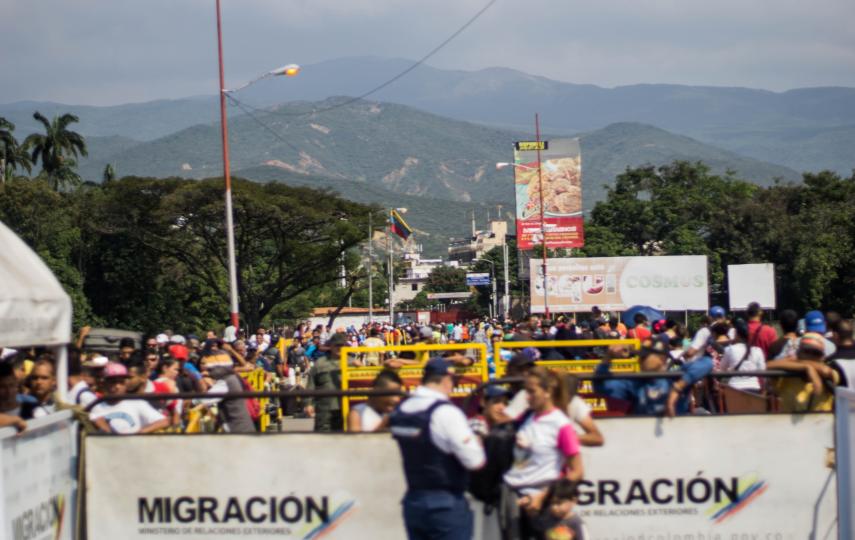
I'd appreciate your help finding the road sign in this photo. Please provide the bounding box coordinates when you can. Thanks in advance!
[514,140,548,151]
[426,292,473,300]
[466,272,491,286]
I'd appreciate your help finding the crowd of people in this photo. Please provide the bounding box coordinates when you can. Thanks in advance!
[0,302,852,434]
[1,302,854,538]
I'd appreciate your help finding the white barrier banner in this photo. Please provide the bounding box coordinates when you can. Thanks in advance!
[530,255,709,312]
[86,415,837,540]
[0,410,77,540]
[580,414,837,539]
[86,434,408,540]
[836,388,855,539]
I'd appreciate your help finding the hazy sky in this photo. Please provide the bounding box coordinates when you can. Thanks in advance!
[2,0,854,105]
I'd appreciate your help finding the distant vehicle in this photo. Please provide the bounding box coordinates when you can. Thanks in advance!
[82,328,143,354]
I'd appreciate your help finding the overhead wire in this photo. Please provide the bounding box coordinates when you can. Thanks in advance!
[226,0,500,120]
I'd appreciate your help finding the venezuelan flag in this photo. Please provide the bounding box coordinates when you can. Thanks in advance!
[390,209,413,240]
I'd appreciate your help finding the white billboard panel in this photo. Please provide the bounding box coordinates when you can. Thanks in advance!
[728,263,776,310]
[530,256,709,312]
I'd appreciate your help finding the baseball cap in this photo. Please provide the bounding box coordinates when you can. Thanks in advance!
[170,334,186,345]
[326,333,349,347]
[84,354,109,368]
[484,384,510,400]
[508,352,536,370]
[798,332,826,357]
[710,306,726,319]
[102,362,129,379]
[522,347,541,362]
[419,326,434,340]
[168,344,189,361]
[423,357,455,379]
[155,333,169,345]
[804,311,826,334]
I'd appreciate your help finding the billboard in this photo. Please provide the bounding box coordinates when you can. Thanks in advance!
[728,263,776,310]
[530,256,709,312]
[465,272,491,286]
[513,138,584,250]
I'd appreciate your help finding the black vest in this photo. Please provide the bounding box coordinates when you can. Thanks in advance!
[390,400,468,493]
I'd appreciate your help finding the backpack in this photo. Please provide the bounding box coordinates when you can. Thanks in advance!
[238,375,261,422]
[468,410,534,505]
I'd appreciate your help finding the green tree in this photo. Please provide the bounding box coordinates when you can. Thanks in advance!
[425,266,468,293]
[0,177,95,327]
[102,163,116,183]
[90,177,372,331]
[23,112,87,190]
[0,117,32,182]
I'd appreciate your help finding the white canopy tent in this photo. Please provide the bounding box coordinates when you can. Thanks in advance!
[0,218,72,399]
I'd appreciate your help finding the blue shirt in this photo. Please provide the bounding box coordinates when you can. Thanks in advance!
[593,356,713,415]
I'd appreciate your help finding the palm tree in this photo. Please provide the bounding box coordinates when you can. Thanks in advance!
[23,112,87,190]
[103,163,116,183]
[0,117,32,183]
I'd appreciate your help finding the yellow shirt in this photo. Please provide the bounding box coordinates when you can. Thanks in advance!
[774,371,839,413]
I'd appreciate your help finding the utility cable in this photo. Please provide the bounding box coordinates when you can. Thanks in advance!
[230,0,499,119]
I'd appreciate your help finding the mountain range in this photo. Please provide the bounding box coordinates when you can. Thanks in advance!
[3,56,854,175]
[2,57,851,256]
[74,98,800,205]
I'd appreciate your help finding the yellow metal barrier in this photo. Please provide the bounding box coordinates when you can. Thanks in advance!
[494,339,640,413]
[340,343,489,431]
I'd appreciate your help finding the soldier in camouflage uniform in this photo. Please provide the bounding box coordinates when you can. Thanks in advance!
[304,332,348,432]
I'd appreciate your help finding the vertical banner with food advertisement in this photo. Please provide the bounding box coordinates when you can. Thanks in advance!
[513,138,584,249]
[530,256,709,312]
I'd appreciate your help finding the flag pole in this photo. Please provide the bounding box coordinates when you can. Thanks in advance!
[388,209,394,327]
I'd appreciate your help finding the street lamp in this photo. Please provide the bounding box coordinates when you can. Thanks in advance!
[473,258,497,319]
[215,0,299,330]
[496,159,550,319]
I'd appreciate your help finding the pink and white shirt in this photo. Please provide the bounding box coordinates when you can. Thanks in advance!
[503,408,580,495]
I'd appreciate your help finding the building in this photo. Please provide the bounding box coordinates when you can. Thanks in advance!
[448,220,508,264]
[391,246,460,306]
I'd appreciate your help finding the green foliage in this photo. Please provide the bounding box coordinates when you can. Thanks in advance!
[23,112,87,190]
[0,178,95,327]
[0,117,32,180]
[425,266,469,293]
[587,162,855,315]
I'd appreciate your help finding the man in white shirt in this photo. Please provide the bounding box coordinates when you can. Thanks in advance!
[90,363,169,435]
[686,306,730,360]
[390,357,485,540]
[67,352,97,408]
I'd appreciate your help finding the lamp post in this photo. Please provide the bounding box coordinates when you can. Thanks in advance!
[215,0,299,330]
[366,208,391,325]
[473,258,497,319]
[496,161,550,318]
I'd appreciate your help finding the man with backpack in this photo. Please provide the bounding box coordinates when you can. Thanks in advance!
[304,332,348,432]
[198,351,257,433]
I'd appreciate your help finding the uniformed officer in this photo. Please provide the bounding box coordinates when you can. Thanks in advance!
[390,357,486,540]
[304,332,348,432]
